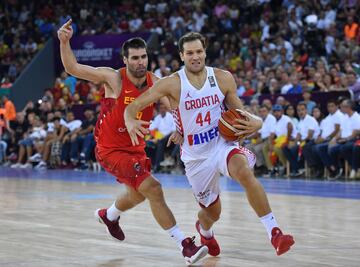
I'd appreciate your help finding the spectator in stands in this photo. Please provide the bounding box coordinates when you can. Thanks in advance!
[302,90,317,115]
[344,16,358,41]
[243,79,256,96]
[1,96,16,121]
[154,57,171,78]
[34,116,63,169]
[261,99,272,110]
[148,103,176,172]
[10,115,46,168]
[265,104,297,176]
[311,100,342,177]
[317,99,359,179]
[285,104,299,131]
[60,111,82,166]
[247,104,276,175]
[347,72,360,105]
[275,96,286,108]
[129,12,143,32]
[312,106,324,123]
[287,75,302,94]
[8,112,29,157]
[70,109,96,169]
[280,72,293,94]
[0,110,10,164]
[283,102,320,177]
[333,99,360,179]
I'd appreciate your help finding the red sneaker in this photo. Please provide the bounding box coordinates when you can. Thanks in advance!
[271,227,294,255]
[95,208,125,241]
[195,220,220,256]
[182,236,208,266]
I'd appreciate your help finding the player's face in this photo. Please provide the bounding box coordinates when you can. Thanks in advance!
[180,40,206,74]
[124,48,148,78]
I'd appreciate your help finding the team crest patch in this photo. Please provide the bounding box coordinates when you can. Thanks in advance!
[134,162,141,172]
[208,76,216,87]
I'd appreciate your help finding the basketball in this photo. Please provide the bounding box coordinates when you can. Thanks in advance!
[218,109,249,141]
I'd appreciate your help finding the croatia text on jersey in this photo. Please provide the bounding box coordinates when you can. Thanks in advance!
[187,126,219,146]
[185,94,221,110]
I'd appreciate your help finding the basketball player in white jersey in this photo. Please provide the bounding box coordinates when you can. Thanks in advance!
[124,32,295,257]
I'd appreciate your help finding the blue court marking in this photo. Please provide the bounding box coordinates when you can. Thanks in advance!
[1,167,360,200]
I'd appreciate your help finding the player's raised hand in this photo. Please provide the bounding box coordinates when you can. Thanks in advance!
[57,19,73,43]
[167,131,184,147]
[125,118,150,146]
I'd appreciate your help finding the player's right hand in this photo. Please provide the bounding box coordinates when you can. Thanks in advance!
[167,131,184,147]
[126,118,150,146]
[57,19,73,43]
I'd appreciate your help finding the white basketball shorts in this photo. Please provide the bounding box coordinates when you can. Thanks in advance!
[183,141,256,207]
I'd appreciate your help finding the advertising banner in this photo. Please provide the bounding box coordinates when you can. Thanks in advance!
[55,33,151,72]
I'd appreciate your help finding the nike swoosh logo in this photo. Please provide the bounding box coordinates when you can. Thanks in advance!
[124,90,132,94]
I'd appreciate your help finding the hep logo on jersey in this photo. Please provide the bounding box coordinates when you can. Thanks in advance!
[187,126,219,146]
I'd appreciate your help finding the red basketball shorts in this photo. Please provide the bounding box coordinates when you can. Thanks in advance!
[95,146,151,190]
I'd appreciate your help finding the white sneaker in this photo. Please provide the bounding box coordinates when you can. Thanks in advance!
[35,161,47,169]
[20,163,32,169]
[10,163,22,168]
[29,153,42,162]
[92,162,101,172]
[350,170,356,179]
[20,162,33,168]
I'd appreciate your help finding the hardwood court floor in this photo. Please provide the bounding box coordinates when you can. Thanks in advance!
[0,168,360,267]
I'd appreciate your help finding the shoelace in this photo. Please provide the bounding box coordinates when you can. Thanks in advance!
[185,236,196,247]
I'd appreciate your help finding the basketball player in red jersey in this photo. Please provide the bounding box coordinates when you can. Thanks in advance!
[125,32,295,257]
[58,20,208,265]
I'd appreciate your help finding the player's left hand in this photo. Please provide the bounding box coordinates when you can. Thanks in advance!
[125,118,150,146]
[233,109,263,137]
[167,131,184,147]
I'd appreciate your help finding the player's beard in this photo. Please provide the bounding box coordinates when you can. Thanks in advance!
[128,66,147,78]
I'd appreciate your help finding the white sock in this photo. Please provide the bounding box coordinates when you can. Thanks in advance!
[167,224,186,250]
[260,212,279,239]
[199,223,213,239]
[106,202,122,221]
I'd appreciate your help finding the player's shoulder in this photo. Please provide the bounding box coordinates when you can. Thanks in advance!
[213,68,234,82]
[157,72,181,84]
[149,72,160,82]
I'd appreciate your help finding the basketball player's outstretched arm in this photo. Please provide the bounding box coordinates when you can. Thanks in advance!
[58,19,117,85]
[125,76,178,145]
[215,69,262,137]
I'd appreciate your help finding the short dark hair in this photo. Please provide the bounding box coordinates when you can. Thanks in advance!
[327,99,337,106]
[52,117,61,122]
[341,99,356,110]
[297,101,307,109]
[260,104,271,111]
[178,32,206,53]
[122,37,147,58]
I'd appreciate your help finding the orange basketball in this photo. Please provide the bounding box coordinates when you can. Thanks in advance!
[218,109,249,141]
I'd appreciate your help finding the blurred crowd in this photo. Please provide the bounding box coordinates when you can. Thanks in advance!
[244,96,360,180]
[1,0,360,179]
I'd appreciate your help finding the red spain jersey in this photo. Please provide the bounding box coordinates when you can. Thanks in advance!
[97,67,154,152]
[94,97,116,143]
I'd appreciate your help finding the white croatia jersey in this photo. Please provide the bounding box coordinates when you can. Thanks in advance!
[172,66,227,162]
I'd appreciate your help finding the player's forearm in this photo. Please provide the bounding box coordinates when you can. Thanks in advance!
[125,101,142,120]
[60,41,79,75]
